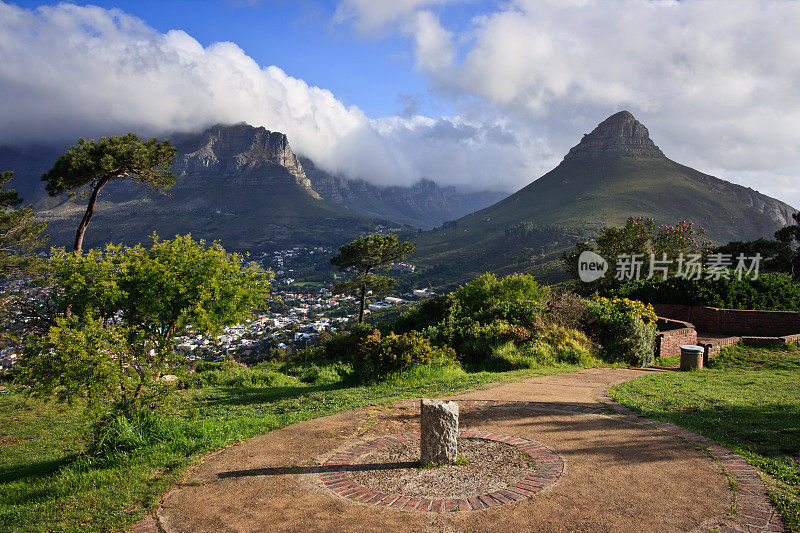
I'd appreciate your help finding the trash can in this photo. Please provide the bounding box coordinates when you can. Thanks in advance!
[680,344,705,371]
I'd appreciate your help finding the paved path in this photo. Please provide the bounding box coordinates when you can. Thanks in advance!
[140,368,784,533]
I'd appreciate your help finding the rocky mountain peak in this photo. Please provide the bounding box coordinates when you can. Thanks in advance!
[564,110,665,160]
[175,123,319,197]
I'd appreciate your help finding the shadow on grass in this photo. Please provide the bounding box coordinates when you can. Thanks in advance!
[0,454,78,484]
[198,380,353,408]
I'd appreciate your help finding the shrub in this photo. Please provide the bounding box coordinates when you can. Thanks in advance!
[542,291,587,329]
[491,325,600,369]
[394,273,549,363]
[350,329,457,381]
[612,273,800,311]
[320,323,375,362]
[584,297,656,366]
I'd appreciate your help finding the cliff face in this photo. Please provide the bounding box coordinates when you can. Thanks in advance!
[172,124,319,197]
[25,123,391,251]
[565,110,665,160]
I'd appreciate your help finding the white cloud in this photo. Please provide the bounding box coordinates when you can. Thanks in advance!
[2,1,800,207]
[333,0,464,34]
[395,0,800,204]
[0,1,533,190]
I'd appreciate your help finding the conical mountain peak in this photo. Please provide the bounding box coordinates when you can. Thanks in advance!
[564,110,665,160]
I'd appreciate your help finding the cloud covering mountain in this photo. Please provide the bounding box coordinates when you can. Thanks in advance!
[1,1,799,202]
[0,1,540,191]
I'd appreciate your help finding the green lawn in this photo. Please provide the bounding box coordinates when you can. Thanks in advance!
[609,345,800,532]
[0,363,580,532]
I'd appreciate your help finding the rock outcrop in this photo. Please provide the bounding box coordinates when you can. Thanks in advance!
[173,123,320,198]
[565,110,665,160]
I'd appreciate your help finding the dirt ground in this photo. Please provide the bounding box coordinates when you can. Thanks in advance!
[151,368,743,533]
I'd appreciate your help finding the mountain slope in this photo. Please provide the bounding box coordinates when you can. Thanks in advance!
[30,124,397,251]
[300,156,506,229]
[412,111,797,283]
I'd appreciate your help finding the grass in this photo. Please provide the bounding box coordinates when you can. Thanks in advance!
[0,361,583,532]
[609,344,800,532]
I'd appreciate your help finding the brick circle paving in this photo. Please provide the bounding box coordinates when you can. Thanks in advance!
[319,431,564,512]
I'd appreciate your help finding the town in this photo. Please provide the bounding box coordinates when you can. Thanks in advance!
[0,246,434,371]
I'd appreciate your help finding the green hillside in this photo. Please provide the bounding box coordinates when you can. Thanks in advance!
[412,111,796,285]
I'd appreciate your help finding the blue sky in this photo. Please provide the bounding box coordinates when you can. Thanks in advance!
[1,1,799,203]
[10,0,483,118]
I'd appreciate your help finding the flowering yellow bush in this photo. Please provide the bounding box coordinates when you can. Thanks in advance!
[595,297,657,331]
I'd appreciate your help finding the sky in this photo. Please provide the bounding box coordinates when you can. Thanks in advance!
[0,0,799,205]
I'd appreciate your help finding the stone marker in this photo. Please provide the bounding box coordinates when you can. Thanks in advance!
[420,399,459,465]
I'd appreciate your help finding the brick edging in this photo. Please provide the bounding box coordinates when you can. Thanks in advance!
[591,393,786,533]
[331,398,784,531]
[319,432,564,512]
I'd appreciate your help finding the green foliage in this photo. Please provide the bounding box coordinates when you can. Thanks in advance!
[17,315,130,410]
[42,133,177,250]
[47,235,271,339]
[42,134,177,197]
[775,212,800,279]
[565,216,707,293]
[394,273,549,364]
[87,407,183,459]
[19,235,271,414]
[397,273,549,333]
[491,325,601,369]
[178,365,299,389]
[451,272,550,322]
[0,171,47,276]
[613,272,800,311]
[584,297,656,366]
[715,238,793,276]
[346,328,456,381]
[330,233,416,322]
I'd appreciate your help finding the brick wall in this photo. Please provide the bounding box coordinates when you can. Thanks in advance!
[656,318,697,358]
[653,304,800,336]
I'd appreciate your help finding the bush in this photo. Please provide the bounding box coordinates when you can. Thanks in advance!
[584,297,656,366]
[491,325,600,369]
[612,273,800,311]
[394,273,549,363]
[350,329,457,381]
[542,291,587,329]
[320,323,376,361]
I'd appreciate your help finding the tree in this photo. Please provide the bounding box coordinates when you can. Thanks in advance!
[774,212,800,279]
[42,134,177,252]
[330,234,415,323]
[0,171,47,275]
[18,235,271,414]
[564,217,707,293]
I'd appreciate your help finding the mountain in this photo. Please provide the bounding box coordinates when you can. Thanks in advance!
[300,157,506,229]
[24,124,399,251]
[1,123,505,251]
[412,111,798,284]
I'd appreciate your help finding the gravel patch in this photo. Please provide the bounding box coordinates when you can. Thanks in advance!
[349,438,532,499]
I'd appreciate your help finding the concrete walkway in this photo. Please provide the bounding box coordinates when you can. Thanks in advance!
[139,368,784,533]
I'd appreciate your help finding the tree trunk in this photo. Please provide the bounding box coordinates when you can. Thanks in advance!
[358,284,366,323]
[73,178,109,252]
